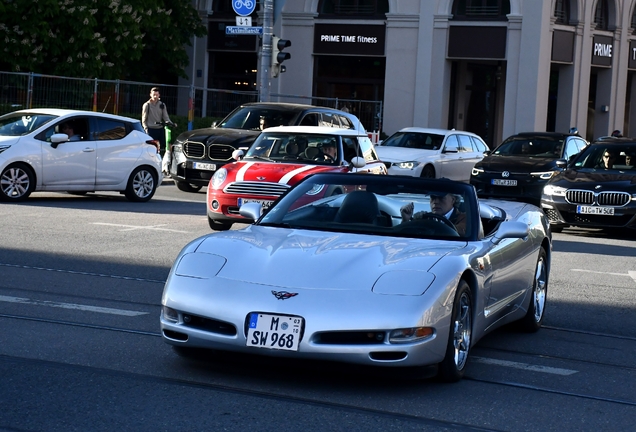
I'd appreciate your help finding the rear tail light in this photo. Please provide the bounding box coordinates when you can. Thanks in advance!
[146,140,160,152]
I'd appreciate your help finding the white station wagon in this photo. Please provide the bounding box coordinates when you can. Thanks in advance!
[0,109,163,202]
[375,127,490,182]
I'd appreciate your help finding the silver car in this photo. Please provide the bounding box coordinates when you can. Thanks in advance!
[161,173,551,382]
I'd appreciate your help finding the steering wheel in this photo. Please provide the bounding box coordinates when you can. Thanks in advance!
[411,212,458,232]
[315,153,335,163]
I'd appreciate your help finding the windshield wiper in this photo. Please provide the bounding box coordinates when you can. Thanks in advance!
[258,222,291,228]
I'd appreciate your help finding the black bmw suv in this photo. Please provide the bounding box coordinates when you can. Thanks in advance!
[167,102,365,192]
[470,132,588,205]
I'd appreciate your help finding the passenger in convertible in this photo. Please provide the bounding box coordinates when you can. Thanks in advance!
[400,192,467,235]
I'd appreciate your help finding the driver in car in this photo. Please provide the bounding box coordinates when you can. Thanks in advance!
[318,140,338,162]
[400,193,467,235]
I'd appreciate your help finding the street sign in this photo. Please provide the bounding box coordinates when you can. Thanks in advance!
[236,16,252,26]
[226,26,263,35]
[232,0,256,17]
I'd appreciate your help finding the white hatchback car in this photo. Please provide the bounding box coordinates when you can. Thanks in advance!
[375,127,489,182]
[0,109,163,202]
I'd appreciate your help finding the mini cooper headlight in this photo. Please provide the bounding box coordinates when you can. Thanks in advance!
[389,327,434,343]
[305,183,325,195]
[396,161,418,170]
[543,184,566,196]
[211,168,227,189]
[471,167,484,176]
[531,171,556,180]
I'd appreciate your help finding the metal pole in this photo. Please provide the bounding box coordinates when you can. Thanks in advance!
[258,0,274,102]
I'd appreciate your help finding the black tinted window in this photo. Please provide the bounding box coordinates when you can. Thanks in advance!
[220,107,298,130]
[94,118,127,140]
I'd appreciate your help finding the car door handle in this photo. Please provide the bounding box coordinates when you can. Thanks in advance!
[82,148,95,152]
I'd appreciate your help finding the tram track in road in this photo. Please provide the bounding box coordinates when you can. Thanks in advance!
[2,311,636,410]
[0,353,506,432]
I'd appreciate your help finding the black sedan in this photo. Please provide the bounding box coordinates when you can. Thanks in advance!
[541,139,636,232]
[470,132,588,205]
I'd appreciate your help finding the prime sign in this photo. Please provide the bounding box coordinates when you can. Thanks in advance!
[594,42,612,58]
[592,36,613,66]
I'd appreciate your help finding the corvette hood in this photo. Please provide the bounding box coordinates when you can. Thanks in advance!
[192,226,464,290]
[177,127,260,148]
[375,146,436,162]
[226,161,345,185]
[476,155,558,172]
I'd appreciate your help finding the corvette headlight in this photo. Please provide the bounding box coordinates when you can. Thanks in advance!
[211,168,227,189]
[162,306,179,322]
[389,327,434,343]
[471,167,484,176]
[543,184,566,196]
[396,161,418,170]
[531,171,556,180]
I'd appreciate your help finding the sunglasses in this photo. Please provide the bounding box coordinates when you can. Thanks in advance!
[603,154,615,159]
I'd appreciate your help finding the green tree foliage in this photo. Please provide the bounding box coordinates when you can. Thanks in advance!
[0,0,207,81]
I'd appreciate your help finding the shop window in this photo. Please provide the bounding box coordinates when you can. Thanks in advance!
[594,0,609,30]
[452,0,510,20]
[631,7,636,34]
[318,0,389,18]
[554,0,570,25]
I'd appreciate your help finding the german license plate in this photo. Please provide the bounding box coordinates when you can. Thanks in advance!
[192,162,216,171]
[238,198,274,209]
[246,313,303,351]
[577,206,615,215]
[492,179,517,186]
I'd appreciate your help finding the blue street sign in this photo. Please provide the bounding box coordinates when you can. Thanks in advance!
[226,26,263,35]
[232,0,256,17]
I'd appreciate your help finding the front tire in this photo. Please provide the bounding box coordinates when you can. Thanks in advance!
[124,166,157,202]
[438,281,472,382]
[176,181,203,193]
[517,247,548,332]
[420,165,435,178]
[0,163,35,201]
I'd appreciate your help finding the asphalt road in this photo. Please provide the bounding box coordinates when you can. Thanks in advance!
[0,181,635,432]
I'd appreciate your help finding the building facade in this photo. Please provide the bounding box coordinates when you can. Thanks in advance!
[183,0,636,147]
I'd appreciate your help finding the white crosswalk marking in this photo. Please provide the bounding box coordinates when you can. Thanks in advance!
[0,295,148,316]
[472,356,578,375]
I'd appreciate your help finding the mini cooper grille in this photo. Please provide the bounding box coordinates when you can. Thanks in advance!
[183,141,205,158]
[208,144,235,161]
[566,190,630,206]
[225,182,290,196]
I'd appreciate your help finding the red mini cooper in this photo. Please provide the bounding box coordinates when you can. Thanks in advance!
[206,126,387,230]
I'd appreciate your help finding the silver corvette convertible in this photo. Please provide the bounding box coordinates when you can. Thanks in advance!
[161,173,551,382]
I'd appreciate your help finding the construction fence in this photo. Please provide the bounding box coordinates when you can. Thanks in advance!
[0,71,384,138]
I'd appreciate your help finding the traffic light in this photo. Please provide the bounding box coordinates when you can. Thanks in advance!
[271,36,291,78]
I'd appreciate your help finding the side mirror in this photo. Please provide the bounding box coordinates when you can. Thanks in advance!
[239,202,262,222]
[350,156,366,169]
[555,159,567,168]
[491,221,529,245]
[211,121,217,128]
[443,148,458,154]
[232,149,245,160]
[50,133,68,148]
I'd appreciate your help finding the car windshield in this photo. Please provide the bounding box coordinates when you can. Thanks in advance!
[245,132,342,165]
[381,132,444,150]
[219,107,297,130]
[572,143,636,170]
[259,174,477,240]
[494,136,564,157]
[0,113,57,136]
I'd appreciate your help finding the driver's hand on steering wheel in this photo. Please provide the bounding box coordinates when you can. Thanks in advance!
[400,202,414,222]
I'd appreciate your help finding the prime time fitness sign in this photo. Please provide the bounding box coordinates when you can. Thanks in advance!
[314,24,385,56]
[592,35,613,67]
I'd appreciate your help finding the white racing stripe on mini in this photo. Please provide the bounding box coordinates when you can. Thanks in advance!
[279,165,316,185]
[236,162,255,182]
[472,356,578,376]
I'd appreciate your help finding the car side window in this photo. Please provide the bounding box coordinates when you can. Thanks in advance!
[41,117,89,142]
[575,139,588,153]
[444,135,460,152]
[564,139,579,160]
[94,118,127,140]
[337,114,354,129]
[457,134,473,152]
[299,113,319,127]
[318,112,338,128]
[357,136,377,162]
[470,136,488,153]
[342,137,358,162]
